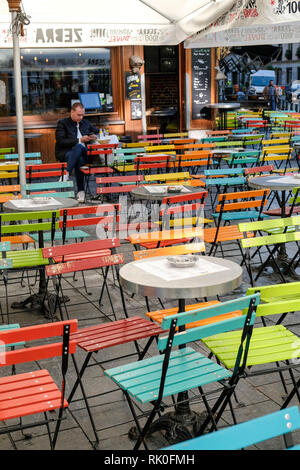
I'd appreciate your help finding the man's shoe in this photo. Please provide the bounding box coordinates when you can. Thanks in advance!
[77,191,85,203]
[59,173,70,182]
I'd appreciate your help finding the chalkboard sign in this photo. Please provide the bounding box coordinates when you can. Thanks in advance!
[125,72,141,100]
[191,48,211,120]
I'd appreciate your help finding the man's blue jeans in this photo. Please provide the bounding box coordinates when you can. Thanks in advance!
[64,143,87,192]
[270,97,277,111]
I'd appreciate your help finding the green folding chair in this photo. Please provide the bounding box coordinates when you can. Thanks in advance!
[0,210,59,322]
[247,281,300,327]
[238,216,300,285]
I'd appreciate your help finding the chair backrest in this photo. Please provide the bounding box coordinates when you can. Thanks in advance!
[152,294,259,406]
[137,134,163,141]
[59,203,120,242]
[144,172,190,183]
[215,189,269,214]
[160,191,207,230]
[0,210,60,239]
[26,162,67,182]
[0,184,20,194]
[246,282,300,318]
[5,152,41,160]
[25,181,75,198]
[239,216,300,249]
[244,165,274,176]
[0,163,19,179]
[43,238,124,275]
[96,175,144,184]
[0,319,77,367]
[289,186,300,206]
[163,406,300,450]
[144,144,175,153]
[132,242,205,260]
[164,132,189,138]
[0,147,15,154]
[204,168,244,177]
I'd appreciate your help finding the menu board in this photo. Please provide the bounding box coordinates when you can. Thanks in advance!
[125,72,142,100]
[191,48,211,120]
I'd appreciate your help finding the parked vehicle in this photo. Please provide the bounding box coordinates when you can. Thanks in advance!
[247,70,276,100]
[286,80,300,102]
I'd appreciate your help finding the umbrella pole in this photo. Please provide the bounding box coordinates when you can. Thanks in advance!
[11,10,26,197]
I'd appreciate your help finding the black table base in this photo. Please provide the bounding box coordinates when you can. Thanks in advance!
[11,291,70,319]
[128,407,206,444]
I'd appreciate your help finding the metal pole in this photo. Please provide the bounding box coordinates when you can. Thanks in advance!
[11,10,26,196]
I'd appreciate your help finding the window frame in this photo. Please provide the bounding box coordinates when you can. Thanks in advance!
[0,46,123,128]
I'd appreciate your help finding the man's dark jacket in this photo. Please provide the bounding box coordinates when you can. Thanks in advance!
[55,117,98,162]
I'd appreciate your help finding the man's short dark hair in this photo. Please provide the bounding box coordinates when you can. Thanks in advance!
[71,102,84,111]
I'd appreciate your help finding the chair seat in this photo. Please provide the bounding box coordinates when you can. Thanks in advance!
[263,206,300,217]
[1,248,48,268]
[0,235,34,245]
[30,230,90,242]
[139,238,191,249]
[202,325,300,369]
[81,167,114,174]
[105,347,232,405]
[71,316,163,352]
[203,225,253,243]
[0,369,68,421]
[212,211,269,221]
[263,226,296,235]
[205,177,246,186]
[28,191,75,198]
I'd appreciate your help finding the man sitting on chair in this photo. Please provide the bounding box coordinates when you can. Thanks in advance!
[55,102,98,202]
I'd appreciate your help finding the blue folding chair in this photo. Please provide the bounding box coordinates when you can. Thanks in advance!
[104,294,260,450]
[163,406,300,450]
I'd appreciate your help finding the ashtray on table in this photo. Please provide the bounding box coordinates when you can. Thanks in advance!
[32,197,53,204]
[167,186,182,193]
[167,255,199,268]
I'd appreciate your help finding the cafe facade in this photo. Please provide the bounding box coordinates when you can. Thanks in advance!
[0,24,216,162]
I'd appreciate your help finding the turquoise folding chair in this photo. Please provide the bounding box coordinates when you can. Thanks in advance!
[104,294,260,450]
[163,406,300,450]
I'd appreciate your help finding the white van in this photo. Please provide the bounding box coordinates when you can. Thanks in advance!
[248,70,276,100]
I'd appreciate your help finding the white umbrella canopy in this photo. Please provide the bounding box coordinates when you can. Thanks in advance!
[185,0,300,47]
[0,0,239,46]
[0,0,240,193]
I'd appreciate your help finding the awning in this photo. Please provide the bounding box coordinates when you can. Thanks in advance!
[185,0,300,48]
[0,0,240,47]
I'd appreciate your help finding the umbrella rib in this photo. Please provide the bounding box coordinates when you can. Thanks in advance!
[138,0,174,23]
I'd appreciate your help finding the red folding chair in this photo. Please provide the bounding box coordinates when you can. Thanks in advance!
[0,320,77,449]
[42,238,126,322]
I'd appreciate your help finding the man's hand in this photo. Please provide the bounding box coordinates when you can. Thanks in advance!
[80,134,97,143]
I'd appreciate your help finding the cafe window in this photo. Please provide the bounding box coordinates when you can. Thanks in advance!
[0,47,113,117]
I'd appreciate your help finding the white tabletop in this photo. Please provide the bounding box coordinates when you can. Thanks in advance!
[248,174,300,192]
[119,255,242,299]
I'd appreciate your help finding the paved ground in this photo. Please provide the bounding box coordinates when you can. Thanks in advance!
[1,161,300,454]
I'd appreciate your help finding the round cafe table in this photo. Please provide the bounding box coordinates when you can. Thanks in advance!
[3,196,78,316]
[206,102,241,130]
[119,255,242,439]
[10,132,42,153]
[131,184,202,202]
